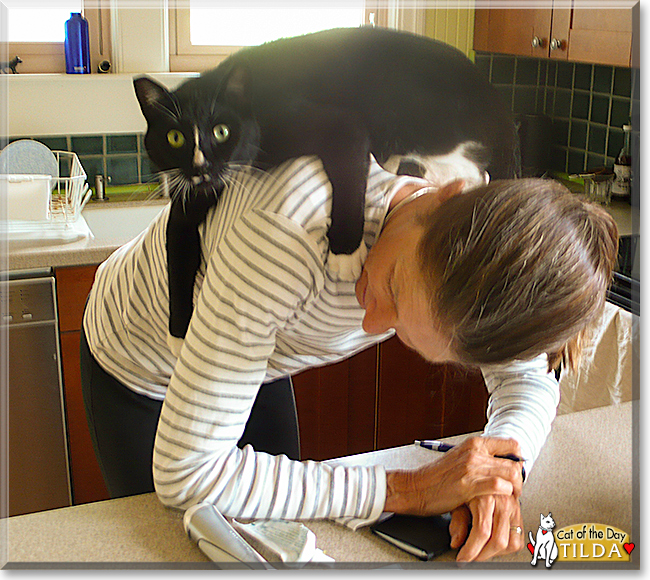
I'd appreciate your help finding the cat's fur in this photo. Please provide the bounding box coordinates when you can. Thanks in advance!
[529,512,559,567]
[134,27,518,340]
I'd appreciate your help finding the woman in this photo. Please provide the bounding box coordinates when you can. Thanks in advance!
[81,155,617,562]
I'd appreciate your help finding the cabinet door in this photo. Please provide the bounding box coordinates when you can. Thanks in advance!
[292,345,377,461]
[474,6,633,67]
[60,331,110,504]
[549,6,571,61]
[376,337,488,450]
[55,265,110,505]
[567,8,632,66]
[474,7,552,58]
[56,265,98,332]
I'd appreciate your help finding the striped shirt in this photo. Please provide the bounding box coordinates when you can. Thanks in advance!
[83,156,559,527]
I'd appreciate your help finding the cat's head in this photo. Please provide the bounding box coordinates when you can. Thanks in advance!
[540,513,556,530]
[133,67,260,197]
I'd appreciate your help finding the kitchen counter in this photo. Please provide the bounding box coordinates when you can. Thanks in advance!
[604,199,638,237]
[3,191,636,272]
[3,401,637,569]
[5,199,169,271]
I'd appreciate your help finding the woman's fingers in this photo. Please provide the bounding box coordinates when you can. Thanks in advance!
[468,436,523,460]
[449,505,472,549]
[454,437,525,495]
[456,494,524,562]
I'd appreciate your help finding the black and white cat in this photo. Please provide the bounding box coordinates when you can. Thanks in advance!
[134,26,518,340]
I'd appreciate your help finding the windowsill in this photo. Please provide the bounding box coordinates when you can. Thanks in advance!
[2,72,199,80]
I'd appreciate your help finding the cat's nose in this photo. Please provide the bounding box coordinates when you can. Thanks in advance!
[191,174,212,185]
[193,147,207,168]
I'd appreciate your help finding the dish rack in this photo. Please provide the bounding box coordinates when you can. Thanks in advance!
[1,151,92,242]
[49,151,92,223]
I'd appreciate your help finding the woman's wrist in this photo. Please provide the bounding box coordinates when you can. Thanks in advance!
[384,470,412,513]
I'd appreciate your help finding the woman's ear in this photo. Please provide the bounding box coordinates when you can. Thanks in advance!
[439,179,465,203]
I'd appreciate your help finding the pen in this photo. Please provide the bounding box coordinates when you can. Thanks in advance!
[414,440,526,463]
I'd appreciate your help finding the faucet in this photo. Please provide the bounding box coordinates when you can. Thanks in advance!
[94,174,110,201]
[159,173,171,199]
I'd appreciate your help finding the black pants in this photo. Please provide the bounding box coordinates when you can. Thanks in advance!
[80,329,300,499]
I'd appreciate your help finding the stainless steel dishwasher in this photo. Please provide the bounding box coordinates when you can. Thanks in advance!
[1,268,72,516]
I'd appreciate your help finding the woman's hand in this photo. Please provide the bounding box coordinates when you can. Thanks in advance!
[384,436,524,516]
[450,493,524,562]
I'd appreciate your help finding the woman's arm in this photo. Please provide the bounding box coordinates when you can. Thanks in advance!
[152,210,386,524]
[448,354,560,561]
[481,354,560,475]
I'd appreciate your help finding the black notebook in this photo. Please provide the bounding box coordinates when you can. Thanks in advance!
[370,513,452,561]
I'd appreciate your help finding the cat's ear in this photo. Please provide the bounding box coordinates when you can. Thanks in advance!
[133,76,177,121]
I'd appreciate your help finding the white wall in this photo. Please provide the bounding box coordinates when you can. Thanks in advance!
[5,1,186,138]
[6,73,196,137]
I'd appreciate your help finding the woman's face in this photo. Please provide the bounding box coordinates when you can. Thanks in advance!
[355,189,457,364]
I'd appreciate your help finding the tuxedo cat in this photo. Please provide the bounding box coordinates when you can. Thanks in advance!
[134,26,518,340]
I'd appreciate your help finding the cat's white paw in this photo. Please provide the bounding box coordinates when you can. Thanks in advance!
[327,244,368,281]
[166,332,184,357]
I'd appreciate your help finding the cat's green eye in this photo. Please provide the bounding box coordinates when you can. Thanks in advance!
[213,124,230,143]
[167,129,185,148]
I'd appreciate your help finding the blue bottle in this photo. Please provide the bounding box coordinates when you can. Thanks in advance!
[64,13,90,74]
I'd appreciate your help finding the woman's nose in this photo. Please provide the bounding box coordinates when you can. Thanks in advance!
[362,296,397,335]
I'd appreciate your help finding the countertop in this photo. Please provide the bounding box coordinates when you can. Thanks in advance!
[604,198,638,237]
[4,199,169,271]
[3,401,638,569]
[3,196,636,273]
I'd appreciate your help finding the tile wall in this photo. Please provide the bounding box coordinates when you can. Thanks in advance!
[475,52,639,175]
[3,133,157,186]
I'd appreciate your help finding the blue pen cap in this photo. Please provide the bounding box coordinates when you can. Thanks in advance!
[64,12,90,74]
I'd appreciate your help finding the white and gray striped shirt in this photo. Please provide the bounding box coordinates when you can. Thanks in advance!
[84,156,559,527]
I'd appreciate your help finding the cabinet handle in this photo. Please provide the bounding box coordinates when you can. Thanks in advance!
[531,36,544,48]
[550,38,565,51]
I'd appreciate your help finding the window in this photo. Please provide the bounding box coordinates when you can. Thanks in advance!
[2,1,110,74]
[7,3,82,43]
[169,1,378,72]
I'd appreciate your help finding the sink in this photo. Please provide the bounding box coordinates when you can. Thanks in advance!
[82,202,167,241]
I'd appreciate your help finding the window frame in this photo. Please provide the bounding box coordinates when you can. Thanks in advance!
[168,1,388,73]
[1,3,111,74]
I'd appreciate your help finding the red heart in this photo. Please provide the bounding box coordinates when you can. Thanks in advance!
[527,542,534,554]
[624,543,635,555]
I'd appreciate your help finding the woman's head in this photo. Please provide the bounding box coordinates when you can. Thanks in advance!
[417,178,619,370]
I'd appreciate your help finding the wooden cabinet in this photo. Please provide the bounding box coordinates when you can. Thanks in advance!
[566,8,633,67]
[55,264,110,505]
[474,7,554,59]
[376,337,488,451]
[292,346,377,461]
[474,4,634,67]
[293,336,489,461]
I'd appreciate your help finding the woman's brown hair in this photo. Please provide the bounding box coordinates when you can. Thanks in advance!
[418,178,619,370]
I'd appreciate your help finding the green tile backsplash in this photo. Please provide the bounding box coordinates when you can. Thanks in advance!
[475,52,638,175]
[4,133,157,187]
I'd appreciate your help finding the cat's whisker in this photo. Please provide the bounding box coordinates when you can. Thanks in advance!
[225,163,281,191]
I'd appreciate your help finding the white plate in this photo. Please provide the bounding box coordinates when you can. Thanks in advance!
[0,139,59,185]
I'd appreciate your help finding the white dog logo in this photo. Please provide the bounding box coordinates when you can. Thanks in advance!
[529,512,559,567]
